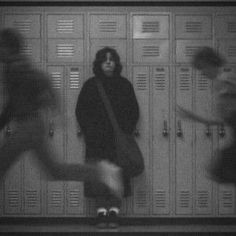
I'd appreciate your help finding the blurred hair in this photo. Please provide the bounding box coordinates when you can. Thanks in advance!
[0,28,23,55]
[93,47,122,76]
[192,46,226,70]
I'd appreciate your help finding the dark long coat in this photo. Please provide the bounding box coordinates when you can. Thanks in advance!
[75,75,139,197]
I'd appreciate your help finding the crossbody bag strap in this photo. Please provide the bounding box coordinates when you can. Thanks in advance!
[95,79,120,133]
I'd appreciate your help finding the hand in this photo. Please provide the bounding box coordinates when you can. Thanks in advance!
[96,160,124,199]
[176,105,193,120]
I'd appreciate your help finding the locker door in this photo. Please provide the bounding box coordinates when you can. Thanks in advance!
[90,14,127,39]
[65,67,84,215]
[132,14,169,39]
[47,66,65,215]
[218,40,236,63]
[4,131,23,215]
[175,66,194,215]
[152,67,170,215]
[195,70,213,215]
[175,15,212,39]
[176,40,212,63]
[4,14,41,38]
[132,66,150,215]
[217,67,236,216]
[133,39,169,64]
[215,15,236,39]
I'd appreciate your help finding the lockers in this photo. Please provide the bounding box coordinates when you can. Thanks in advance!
[1,7,236,218]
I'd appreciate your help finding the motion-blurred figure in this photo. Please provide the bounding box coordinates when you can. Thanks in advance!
[0,28,123,198]
[177,46,236,183]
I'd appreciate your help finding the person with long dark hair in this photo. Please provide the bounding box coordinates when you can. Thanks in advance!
[0,28,123,199]
[76,47,139,228]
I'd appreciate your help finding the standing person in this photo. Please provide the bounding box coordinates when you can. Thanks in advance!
[177,46,236,183]
[0,28,123,199]
[76,47,139,228]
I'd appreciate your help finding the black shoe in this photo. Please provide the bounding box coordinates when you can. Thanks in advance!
[108,210,119,229]
[96,212,108,229]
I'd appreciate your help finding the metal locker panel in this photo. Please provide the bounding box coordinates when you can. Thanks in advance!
[175,66,194,215]
[47,14,84,39]
[175,15,212,39]
[23,154,41,215]
[218,40,236,63]
[47,39,84,63]
[176,40,212,63]
[4,156,22,215]
[90,14,126,39]
[46,66,65,215]
[218,185,235,215]
[21,39,41,63]
[195,71,213,215]
[216,15,236,39]
[132,14,169,39]
[151,67,170,215]
[90,39,127,63]
[133,40,169,64]
[132,66,150,215]
[65,67,84,215]
[4,14,41,38]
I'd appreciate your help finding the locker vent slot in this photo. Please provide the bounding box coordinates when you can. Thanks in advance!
[179,68,191,91]
[70,68,80,89]
[25,190,38,207]
[228,22,236,33]
[185,21,202,33]
[142,46,159,57]
[50,72,62,89]
[136,73,148,91]
[185,46,202,57]
[50,190,63,207]
[21,44,33,56]
[68,190,80,207]
[57,20,74,33]
[56,44,75,57]
[228,45,236,57]
[179,191,190,208]
[99,21,117,32]
[197,191,209,208]
[13,20,32,33]
[142,21,160,33]
[135,190,147,208]
[221,191,233,208]
[8,190,20,207]
[154,68,166,91]
[197,74,209,91]
[154,190,166,208]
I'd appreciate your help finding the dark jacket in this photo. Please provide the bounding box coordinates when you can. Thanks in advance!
[0,56,58,130]
[75,75,139,197]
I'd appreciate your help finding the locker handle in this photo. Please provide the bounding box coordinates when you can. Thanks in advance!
[77,128,82,136]
[177,120,183,137]
[5,125,11,136]
[134,129,140,137]
[218,123,225,138]
[162,120,168,137]
[205,125,211,137]
[49,121,54,137]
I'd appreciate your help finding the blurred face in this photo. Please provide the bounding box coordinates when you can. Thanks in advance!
[200,64,220,80]
[101,52,115,77]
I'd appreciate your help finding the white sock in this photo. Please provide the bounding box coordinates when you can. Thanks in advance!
[109,207,120,214]
[97,207,107,215]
